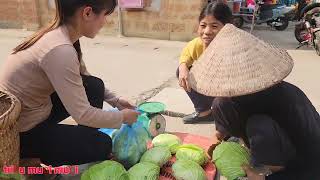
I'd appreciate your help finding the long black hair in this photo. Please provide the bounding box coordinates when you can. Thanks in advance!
[13,0,117,60]
[199,2,233,24]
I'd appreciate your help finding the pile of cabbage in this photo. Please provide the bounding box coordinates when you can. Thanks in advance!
[212,142,250,180]
[152,134,208,180]
[82,133,213,180]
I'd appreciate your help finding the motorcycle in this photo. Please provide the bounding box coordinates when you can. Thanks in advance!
[233,0,294,30]
[295,3,320,42]
[295,3,320,55]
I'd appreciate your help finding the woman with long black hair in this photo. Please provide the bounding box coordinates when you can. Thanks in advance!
[0,0,140,166]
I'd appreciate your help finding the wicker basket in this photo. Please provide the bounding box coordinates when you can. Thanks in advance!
[0,91,21,170]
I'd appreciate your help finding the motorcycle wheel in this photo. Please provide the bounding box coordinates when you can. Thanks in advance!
[233,16,244,28]
[316,43,320,56]
[294,25,309,43]
[274,17,289,31]
[315,31,320,56]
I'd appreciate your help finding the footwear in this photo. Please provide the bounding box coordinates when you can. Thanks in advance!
[183,112,213,124]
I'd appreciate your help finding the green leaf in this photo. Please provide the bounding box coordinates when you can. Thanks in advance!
[128,162,160,180]
[152,134,182,154]
[212,142,250,180]
[176,144,208,165]
[140,146,172,167]
[172,159,207,180]
[81,160,129,180]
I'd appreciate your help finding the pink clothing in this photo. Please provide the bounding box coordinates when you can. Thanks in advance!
[0,26,124,132]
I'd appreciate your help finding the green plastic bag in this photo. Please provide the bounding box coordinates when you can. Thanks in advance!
[212,142,250,180]
[172,159,207,180]
[152,133,182,154]
[128,162,160,180]
[176,144,208,165]
[81,160,129,180]
[140,146,172,167]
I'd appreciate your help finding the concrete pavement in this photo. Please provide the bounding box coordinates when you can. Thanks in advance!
[0,26,319,139]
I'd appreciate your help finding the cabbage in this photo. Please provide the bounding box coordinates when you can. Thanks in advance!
[172,159,207,180]
[113,123,151,169]
[212,142,250,180]
[81,160,129,180]
[140,146,172,166]
[128,162,160,180]
[0,172,23,180]
[152,134,182,154]
[176,144,208,165]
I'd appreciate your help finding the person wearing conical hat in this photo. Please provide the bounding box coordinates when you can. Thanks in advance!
[177,2,233,124]
[190,24,320,179]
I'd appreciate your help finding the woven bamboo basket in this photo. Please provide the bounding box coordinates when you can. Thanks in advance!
[0,91,21,170]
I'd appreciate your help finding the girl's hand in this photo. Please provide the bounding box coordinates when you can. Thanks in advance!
[121,109,140,125]
[178,63,191,92]
[116,97,135,110]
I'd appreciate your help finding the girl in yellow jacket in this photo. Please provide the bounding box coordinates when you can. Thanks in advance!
[177,2,233,124]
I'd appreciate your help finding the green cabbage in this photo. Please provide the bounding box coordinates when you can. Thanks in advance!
[81,160,129,180]
[140,146,172,166]
[152,134,182,154]
[176,144,208,165]
[172,159,207,180]
[0,172,23,180]
[212,142,250,180]
[128,162,160,180]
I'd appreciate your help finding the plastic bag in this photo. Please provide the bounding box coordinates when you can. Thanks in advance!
[152,133,182,154]
[128,162,160,180]
[81,160,129,180]
[140,146,172,167]
[172,159,207,180]
[113,122,151,169]
[176,144,208,165]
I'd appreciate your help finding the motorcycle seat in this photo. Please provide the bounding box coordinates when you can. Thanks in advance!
[260,4,285,11]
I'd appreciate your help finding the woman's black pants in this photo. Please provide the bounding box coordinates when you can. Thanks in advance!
[20,75,112,167]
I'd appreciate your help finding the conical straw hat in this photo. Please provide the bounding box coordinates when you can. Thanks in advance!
[188,24,294,97]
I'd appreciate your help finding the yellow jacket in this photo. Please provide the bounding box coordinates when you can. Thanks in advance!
[179,37,205,67]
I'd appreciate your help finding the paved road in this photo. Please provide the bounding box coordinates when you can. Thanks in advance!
[0,26,319,139]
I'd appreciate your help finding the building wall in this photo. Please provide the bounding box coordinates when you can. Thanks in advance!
[0,0,205,41]
[0,0,40,30]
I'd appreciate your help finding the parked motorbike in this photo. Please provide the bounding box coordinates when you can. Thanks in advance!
[294,2,320,42]
[294,2,320,55]
[233,0,294,30]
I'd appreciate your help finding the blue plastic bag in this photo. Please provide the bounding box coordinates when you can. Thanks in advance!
[112,122,151,169]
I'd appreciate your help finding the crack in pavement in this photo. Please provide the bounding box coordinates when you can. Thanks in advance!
[134,76,176,105]
[133,76,188,118]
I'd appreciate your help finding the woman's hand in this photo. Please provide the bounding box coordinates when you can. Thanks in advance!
[242,165,265,180]
[207,142,221,158]
[178,63,191,92]
[116,97,135,110]
[215,130,227,141]
[208,130,228,157]
[121,109,140,125]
